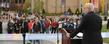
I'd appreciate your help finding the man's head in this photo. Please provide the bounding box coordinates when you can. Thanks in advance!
[82,3,95,14]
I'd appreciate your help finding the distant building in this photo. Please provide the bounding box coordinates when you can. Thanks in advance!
[0,0,25,11]
[39,0,80,13]
[0,0,109,14]
[32,0,107,14]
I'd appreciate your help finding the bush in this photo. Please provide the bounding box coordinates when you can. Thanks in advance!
[67,8,73,15]
[75,8,81,15]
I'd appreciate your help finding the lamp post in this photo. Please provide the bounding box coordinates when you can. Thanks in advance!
[61,0,66,14]
[64,0,66,12]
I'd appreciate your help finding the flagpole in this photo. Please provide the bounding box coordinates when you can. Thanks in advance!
[64,0,66,12]
[61,0,63,14]
[61,0,66,14]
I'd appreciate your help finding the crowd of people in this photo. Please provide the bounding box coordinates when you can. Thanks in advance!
[0,11,80,34]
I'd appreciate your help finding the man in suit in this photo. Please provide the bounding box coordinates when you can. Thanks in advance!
[67,3,103,44]
[107,17,109,31]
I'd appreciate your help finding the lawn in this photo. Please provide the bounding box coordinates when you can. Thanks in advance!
[102,24,109,44]
[103,38,109,44]
[102,24,109,32]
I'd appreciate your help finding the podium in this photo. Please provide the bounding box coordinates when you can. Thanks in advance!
[59,29,82,44]
[59,29,71,44]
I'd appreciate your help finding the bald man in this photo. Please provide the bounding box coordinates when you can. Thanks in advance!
[69,3,103,44]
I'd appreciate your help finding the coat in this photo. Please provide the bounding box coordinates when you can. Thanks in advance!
[71,12,103,44]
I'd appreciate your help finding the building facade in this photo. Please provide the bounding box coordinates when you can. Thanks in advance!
[0,0,25,11]
[0,0,109,14]
[31,0,108,14]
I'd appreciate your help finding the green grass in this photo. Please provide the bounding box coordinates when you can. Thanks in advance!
[102,24,109,44]
[102,24,108,32]
[103,38,109,44]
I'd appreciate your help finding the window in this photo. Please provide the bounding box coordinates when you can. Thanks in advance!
[15,0,25,3]
[2,0,9,3]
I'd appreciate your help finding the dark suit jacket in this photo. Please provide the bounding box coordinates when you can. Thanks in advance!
[71,12,103,44]
[0,22,2,33]
[107,19,109,29]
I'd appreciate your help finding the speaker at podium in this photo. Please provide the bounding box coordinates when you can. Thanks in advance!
[59,29,82,44]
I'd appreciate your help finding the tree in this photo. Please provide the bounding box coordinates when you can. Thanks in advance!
[23,0,30,13]
[34,0,44,13]
[67,8,72,15]
[75,8,81,15]
[42,8,46,14]
[23,0,44,14]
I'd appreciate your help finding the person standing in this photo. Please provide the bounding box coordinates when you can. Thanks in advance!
[67,3,103,44]
[33,17,41,33]
[107,16,109,31]
[51,18,59,33]
[0,17,2,33]
[28,19,34,33]
[44,17,51,33]
[8,18,15,34]
[39,16,45,33]
[2,15,9,34]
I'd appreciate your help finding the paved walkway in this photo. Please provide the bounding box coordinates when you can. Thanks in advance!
[103,43,108,44]
[103,21,107,25]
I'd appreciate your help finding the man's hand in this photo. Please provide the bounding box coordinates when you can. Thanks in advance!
[66,33,70,37]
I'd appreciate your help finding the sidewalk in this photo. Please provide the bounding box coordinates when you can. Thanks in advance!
[102,21,107,25]
[103,43,108,44]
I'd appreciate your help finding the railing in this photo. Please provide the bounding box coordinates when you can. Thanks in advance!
[0,32,108,44]
[0,33,62,40]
